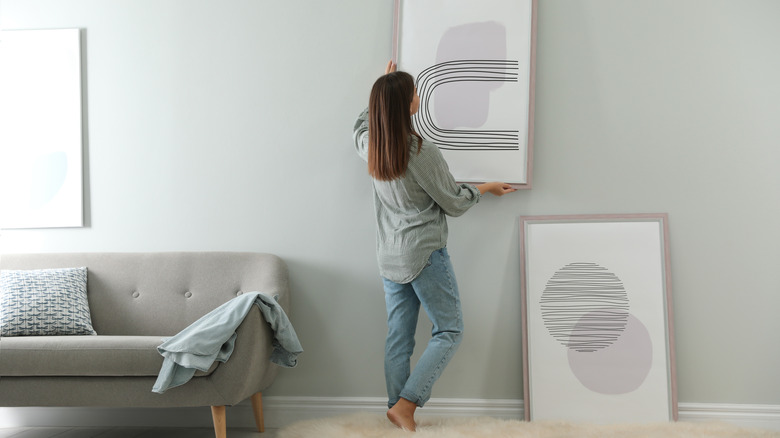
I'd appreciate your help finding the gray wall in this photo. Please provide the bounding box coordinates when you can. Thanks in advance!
[1,0,778,406]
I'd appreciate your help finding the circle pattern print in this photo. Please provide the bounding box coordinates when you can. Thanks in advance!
[568,312,653,394]
[540,262,629,352]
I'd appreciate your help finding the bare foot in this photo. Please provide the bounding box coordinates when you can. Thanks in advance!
[387,398,417,432]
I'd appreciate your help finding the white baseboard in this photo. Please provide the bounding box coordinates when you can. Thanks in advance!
[260,396,524,428]
[678,402,780,432]
[2,398,779,431]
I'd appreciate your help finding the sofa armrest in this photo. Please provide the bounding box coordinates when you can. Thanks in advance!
[205,304,278,405]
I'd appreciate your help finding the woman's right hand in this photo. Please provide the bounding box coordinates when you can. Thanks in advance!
[476,182,517,196]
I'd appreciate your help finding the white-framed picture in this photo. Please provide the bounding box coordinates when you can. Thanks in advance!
[519,214,677,422]
[0,28,84,229]
[393,0,537,188]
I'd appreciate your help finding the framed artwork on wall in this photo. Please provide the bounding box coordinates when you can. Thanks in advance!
[519,214,677,422]
[393,0,537,188]
[0,28,84,229]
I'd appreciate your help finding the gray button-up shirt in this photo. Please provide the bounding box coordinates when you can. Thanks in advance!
[353,108,481,283]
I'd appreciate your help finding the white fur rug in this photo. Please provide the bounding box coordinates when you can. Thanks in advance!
[278,413,780,438]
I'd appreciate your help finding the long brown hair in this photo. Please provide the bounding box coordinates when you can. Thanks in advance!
[368,71,422,181]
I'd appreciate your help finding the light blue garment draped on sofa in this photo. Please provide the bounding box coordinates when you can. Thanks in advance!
[152,291,302,394]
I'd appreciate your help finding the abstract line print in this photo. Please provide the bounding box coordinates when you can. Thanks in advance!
[540,262,629,353]
[414,60,520,151]
[394,0,535,185]
[540,261,653,395]
[522,216,675,422]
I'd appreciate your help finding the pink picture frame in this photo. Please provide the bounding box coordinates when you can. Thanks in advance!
[519,214,678,422]
[392,0,537,189]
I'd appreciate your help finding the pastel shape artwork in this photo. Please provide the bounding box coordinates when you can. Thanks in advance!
[568,312,653,395]
[413,21,520,151]
[539,262,654,395]
[434,21,507,129]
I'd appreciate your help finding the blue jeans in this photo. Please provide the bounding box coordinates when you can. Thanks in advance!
[382,247,464,409]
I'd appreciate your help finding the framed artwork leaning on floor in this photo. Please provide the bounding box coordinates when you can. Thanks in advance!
[519,214,677,422]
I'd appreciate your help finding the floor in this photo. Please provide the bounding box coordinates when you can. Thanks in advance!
[0,427,280,438]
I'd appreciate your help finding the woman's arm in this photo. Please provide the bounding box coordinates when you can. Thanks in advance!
[352,109,370,162]
[476,182,517,196]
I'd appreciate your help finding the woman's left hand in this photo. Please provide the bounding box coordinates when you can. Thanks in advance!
[385,60,397,75]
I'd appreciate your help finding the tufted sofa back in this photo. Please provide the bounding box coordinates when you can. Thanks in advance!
[0,252,289,336]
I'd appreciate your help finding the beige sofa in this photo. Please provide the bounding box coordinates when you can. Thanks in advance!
[0,251,291,437]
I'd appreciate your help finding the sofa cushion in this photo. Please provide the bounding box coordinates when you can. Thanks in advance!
[0,336,218,377]
[0,267,96,336]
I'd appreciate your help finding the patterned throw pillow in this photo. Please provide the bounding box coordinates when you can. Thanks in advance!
[0,267,97,336]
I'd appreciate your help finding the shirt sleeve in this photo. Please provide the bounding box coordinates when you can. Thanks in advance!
[411,141,481,217]
[352,108,369,163]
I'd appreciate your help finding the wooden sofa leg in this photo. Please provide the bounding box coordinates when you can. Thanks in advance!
[251,392,265,433]
[211,405,227,438]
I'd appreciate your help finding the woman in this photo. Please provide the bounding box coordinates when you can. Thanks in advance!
[353,61,515,431]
